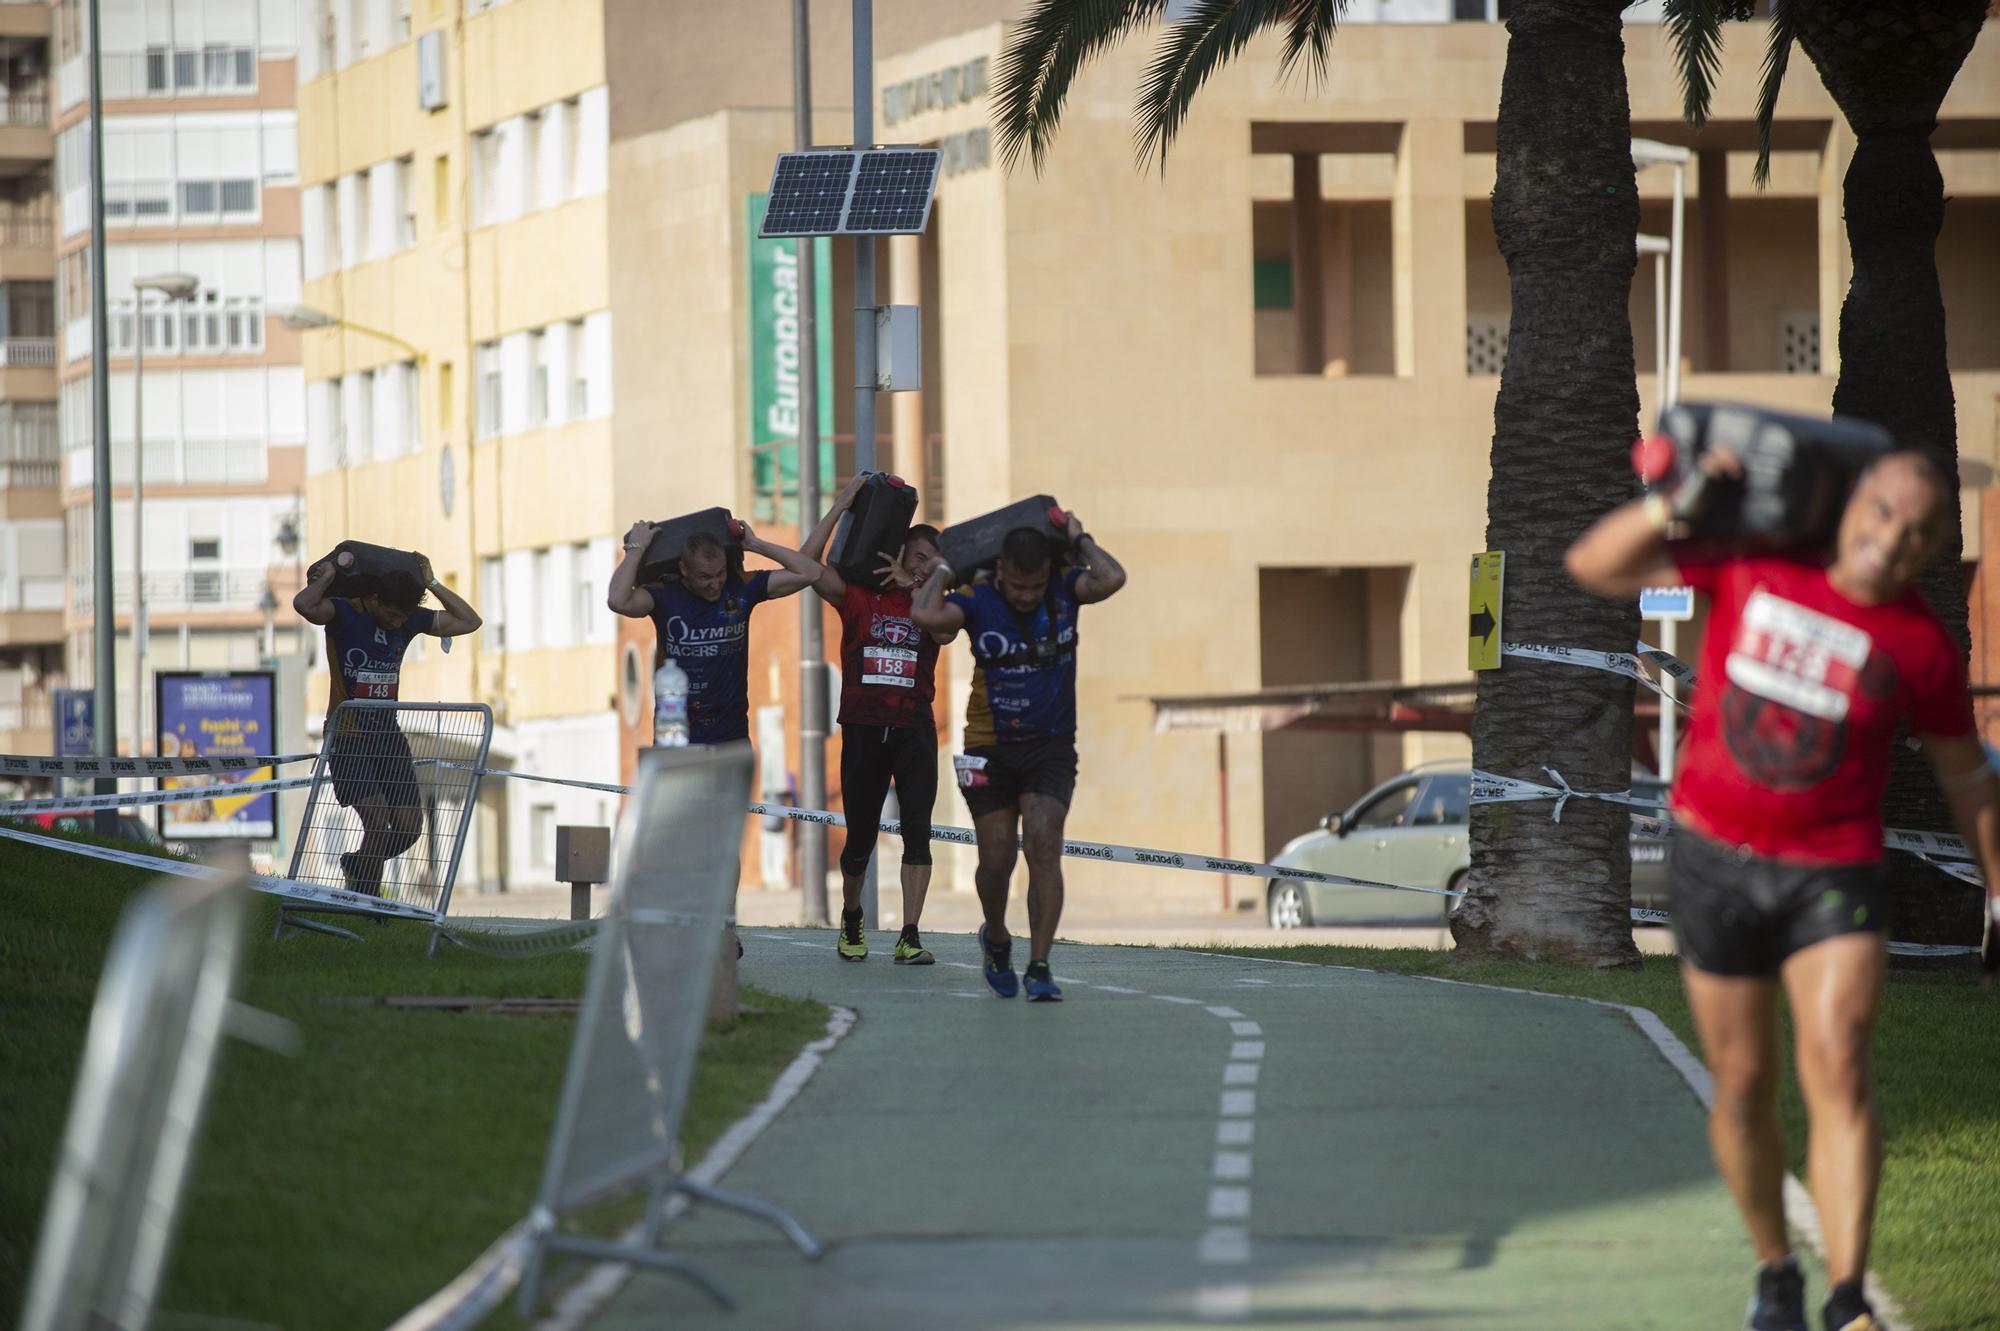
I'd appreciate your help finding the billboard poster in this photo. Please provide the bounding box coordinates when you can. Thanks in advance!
[54,688,94,757]
[155,670,278,840]
[748,192,834,524]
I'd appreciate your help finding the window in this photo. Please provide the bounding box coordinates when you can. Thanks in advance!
[182,289,222,352]
[224,296,264,352]
[181,180,218,217]
[534,546,559,646]
[480,555,504,651]
[471,129,497,225]
[400,359,420,450]
[438,359,454,431]
[395,0,413,42]
[190,538,220,561]
[432,152,450,227]
[350,369,375,461]
[474,341,499,438]
[522,109,543,216]
[571,541,596,643]
[559,97,581,202]
[527,328,548,427]
[395,155,416,248]
[353,168,373,260]
[1352,782,1418,832]
[565,319,588,417]
[530,802,555,867]
[220,178,255,215]
[1412,775,1470,827]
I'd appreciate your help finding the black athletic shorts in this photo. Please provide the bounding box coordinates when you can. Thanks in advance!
[840,722,939,873]
[1667,826,1892,977]
[957,735,1078,819]
[328,725,420,811]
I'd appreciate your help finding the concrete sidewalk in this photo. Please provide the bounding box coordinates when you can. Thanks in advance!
[570,931,1782,1330]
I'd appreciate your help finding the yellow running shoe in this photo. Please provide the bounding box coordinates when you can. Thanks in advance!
[837,909,868,961]
[892,928,934,965]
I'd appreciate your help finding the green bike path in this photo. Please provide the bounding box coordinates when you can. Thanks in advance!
[582,930,1790,1330]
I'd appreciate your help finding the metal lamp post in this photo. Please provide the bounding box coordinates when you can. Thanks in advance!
[129,272,199,759]
[271,301,424,361]
[1631,139,1690,782]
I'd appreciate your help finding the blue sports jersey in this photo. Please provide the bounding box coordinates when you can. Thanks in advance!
[948,568,1084,747]
[648,571,773,744]
[324,598,436,730]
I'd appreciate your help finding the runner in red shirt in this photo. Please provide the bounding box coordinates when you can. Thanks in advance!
[1568,443,2000,1331]
[800,474,947,964]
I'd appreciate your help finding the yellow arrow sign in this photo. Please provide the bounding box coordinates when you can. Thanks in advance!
[1469,551,1504,672]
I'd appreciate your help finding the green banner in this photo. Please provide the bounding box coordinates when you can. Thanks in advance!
[748,194,834,524]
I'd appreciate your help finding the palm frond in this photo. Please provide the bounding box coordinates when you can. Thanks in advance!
[1277,0,1343,88]
[1751,0,1794,188]
[1661,0,1725,128]
[993,0,1171,176]
[1136,0,1315,172]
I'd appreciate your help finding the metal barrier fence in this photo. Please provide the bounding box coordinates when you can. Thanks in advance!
[279,700,493,951]
[518,742,821,1316]
[20,860,250,1331]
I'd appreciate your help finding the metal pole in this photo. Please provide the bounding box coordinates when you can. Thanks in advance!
[1666,163,1685,409]
[131,291,145,760]
[851,0,880,928]
[1659,618,1680,783]
[87,0,119,834]
[793,0,829,925]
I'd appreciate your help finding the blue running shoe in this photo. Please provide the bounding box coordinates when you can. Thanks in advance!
[1748,1257,1807,1331]
[978,924,1018,998]
[1023,960,1063,1003]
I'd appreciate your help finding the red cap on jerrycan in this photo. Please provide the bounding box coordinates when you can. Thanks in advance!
[1631,434,1677,485]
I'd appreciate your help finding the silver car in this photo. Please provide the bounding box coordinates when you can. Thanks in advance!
[1266,763,1670,928]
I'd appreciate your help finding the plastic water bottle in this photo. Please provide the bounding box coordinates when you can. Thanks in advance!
[653,658,689,747]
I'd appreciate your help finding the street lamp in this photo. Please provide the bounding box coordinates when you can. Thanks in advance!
[271,302,425,362]
[130,271,199,759]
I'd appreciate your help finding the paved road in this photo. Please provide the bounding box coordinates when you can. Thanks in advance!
[582,929,1789,1330]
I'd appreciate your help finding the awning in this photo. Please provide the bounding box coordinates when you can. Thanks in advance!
[1141,680,1481,735]
[1141,679,1671,736]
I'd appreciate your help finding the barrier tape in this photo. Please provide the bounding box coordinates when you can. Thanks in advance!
[0,751,317,780]
[1477,769,1980,864]
[1637,644,1698,691]
[0,823,439,921]
[1502,642,1691,712]
[435,763,1463,901]
[0,774,317,816]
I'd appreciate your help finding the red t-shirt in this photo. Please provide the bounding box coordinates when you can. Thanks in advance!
[837,584,939,729]
[1671,549,1973,864]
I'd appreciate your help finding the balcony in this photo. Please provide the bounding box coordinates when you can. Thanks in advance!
[0,335,53,365]
[0,688,53,757]
[0,214,51,281]
[73,568,277,617]
[0,93,48,178]
[0,2,50,42]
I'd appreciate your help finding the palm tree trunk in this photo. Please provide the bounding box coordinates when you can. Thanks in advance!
[1452,0,1643,968]
[1793,0,1988,946]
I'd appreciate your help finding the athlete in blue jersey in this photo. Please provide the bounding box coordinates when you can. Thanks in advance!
[296,551,482,896]
[912,512,1127,1001]
[606,519,822,745]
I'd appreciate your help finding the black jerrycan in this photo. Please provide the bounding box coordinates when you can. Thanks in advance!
[939,495,1068,578]
[828,472,920,587]
[638,508,742,583]
[322,541,424,598]
[1633,402,1894,551]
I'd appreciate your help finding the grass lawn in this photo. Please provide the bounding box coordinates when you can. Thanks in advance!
[1193,941,2000,1331]
[0,829,829,1331]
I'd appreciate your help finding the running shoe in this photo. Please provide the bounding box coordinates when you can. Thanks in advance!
[1747,1257,1806,1331]
[978,924,1018,998]
[1822,1281,1878,1331]
[892,928,934,965]
[837,909,867,961]
[1023,960,1064,1003]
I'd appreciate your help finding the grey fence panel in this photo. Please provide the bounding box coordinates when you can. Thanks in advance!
[282,700,492,941]
[518,742,818,1315]
[21,867,248,1331]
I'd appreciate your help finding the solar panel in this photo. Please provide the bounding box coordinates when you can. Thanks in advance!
[760,151,856,237]
[845,150,940,234]
[757,148,942,238]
